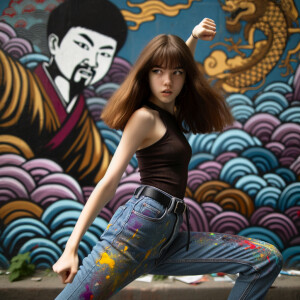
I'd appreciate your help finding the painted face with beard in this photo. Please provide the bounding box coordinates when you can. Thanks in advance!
[49,27,117,94]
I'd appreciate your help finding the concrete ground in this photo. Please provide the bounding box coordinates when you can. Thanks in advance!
[0,271,299,300]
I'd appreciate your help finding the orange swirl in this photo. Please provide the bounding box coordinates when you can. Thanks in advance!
[0,200,43,225]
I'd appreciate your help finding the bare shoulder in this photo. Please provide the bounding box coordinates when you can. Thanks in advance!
[129,107,157,126]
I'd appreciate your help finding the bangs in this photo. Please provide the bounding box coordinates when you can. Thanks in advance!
[149,43,185,69]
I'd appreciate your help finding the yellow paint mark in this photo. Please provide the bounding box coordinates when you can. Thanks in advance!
[145,249,151,259]
[96,253,115,269]
[107,223,112,230]
[132,229,139,239]
[123,246,128,252]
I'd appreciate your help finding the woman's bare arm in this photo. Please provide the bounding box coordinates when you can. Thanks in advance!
[52,108,155,283]
[186,18,217,55]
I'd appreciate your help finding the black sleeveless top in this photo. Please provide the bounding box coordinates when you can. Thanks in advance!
[136,102,192,199]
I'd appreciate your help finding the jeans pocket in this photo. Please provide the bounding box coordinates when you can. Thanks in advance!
[133,197,167,222]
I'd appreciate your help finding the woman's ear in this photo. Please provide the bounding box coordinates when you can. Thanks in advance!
[48,33,60,56]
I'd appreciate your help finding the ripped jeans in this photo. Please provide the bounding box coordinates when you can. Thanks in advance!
[56,186,283,300]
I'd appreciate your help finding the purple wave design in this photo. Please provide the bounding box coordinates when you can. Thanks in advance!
[244,113,280,144]
[284,206,300,228]
[290,157,300,174]
[38,173,84,203]
[96,57,131,86]
[31,184,78,206]
[0,21,32,57]
[289,236,300,246]
[215,152,238,164]
[197,161,222,178]
[0,166,36,192]
[257,213,299,244]
[187,170,212,191]
[0,154,26,166]
[290,63,300,101]
[201,202,223,222]
[0,154,86,206]
[251,207,299,244]
[265,142,285,156]
[0,177,29,201]
[224,120,243,130]
[22,159,63,181]
[209,211,249,234]
[271,123,300,146]
[181,198,209,232]
[250,207,275,225]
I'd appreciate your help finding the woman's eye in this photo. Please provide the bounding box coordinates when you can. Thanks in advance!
[174,70,184,75]
[74,41,89,50]
[152,69,161,74]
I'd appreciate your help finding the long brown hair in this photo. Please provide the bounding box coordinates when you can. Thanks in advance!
[101,34,234,133]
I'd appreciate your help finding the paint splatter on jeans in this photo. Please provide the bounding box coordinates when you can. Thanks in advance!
[55,187,282,300]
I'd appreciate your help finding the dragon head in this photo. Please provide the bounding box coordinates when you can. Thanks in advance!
[219,0,267,32]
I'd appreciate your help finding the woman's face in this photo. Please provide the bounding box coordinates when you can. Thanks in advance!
[148,65,186,111]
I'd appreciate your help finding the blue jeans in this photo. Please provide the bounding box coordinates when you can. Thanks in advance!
[56,186,283,300]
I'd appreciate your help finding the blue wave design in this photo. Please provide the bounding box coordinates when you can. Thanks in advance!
[278,183,300,211]
[226,94,253,107]
[220,158,258,184]
[19,53,49,69]
[263,174,286,189]
[282,246,300,268]
[42,200,84,227]
[86,97,108,107]
[275,168,296,184]
[1,219,50,254]
[188,133,218,154]
[0,253,9,269]
[241,147,279,173]
[20,238,62,268]
[211,129,261,156]
[231,105,255,123]
[254,92,288,109]
[235,175,267,197]
[254,187,281,208]
[279,107,300,123]
[263,82,293,94]
[238,227,284,251]
[95,83,119,94]
[188,153,215,170]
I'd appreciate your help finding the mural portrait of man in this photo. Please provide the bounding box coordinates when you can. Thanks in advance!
[0,0,127,186]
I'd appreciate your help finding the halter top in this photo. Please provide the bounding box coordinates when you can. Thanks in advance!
[136,102,192,199]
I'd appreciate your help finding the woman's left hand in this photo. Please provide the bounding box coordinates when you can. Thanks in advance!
[192,18,217,41]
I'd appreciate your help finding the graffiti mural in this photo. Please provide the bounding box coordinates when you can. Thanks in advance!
[0,0,299,271]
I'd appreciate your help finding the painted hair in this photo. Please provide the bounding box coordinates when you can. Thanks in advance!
[47,0,127,53]
[102,34,234,133]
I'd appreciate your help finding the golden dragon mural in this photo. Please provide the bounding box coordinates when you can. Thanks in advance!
[203,0,300,93]
[121,0,200,30]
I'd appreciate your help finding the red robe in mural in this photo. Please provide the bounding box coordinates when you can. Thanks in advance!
[0,49,110,186]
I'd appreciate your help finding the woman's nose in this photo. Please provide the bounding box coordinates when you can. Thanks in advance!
[163,73,172,85]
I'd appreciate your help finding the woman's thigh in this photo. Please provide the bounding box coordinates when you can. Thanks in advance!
[152,231,282,276]
[56,196,179,300]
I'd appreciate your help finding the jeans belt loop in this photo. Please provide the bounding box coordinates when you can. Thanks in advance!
[167,197,176,213]
[135,186,145,199]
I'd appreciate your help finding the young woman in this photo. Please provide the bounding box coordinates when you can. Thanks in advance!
[53,18,283,300]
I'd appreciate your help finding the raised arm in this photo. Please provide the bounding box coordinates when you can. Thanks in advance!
[52,108,155,284]
[186,18,217,55]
